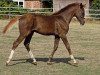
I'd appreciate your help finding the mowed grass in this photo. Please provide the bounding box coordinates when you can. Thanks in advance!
[0,20,100,75]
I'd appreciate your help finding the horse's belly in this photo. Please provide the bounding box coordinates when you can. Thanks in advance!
[37,28,55,35]
[34,26,55,35]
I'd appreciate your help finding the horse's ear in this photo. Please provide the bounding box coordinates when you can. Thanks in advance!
[80,3,83,8]
[80,3,86,8]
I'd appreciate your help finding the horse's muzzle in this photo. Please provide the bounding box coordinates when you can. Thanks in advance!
[81,21,85,25]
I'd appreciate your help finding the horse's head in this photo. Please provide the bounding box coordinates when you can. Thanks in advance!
[75,3,85,25]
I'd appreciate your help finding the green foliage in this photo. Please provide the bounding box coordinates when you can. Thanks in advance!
[0,1,28,19]
[90,0,100,19]
[0,1,17,7]
[0,1,53,19]
[91,0,100,9]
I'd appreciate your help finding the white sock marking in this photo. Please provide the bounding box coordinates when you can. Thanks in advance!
[7,50,14,63]
[29,50,36,62]
[70,55,77,63]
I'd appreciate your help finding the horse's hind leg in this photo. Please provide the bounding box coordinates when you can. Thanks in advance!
[24,31,37,65]
[60,34,77,64]
[47,35,60,65]
[6,35,26,65]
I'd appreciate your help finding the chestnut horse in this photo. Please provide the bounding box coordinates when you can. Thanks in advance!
[3,3,85,65]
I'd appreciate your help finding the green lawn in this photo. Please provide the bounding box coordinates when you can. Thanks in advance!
[0,20,100,75]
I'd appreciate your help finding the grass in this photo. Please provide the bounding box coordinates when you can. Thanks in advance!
[0,20,100,75]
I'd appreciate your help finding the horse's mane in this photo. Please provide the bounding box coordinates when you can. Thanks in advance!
[53,3,80,15]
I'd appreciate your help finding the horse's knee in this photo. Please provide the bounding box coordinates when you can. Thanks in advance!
[24,40,29,47]
[24,42,29,48]
[24,41,27,46]
[24,42,30,51]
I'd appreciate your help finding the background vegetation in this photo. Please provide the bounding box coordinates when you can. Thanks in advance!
[0,0,100,19]
[0,0,52,19]
[90,0,100,19]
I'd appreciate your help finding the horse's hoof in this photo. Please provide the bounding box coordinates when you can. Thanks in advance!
[47,62,53,65]
[68,61,78,67]
[32,62,37,65]
[73,62,78,67]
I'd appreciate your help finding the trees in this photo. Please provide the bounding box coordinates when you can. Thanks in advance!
[91,0,100,9]
[0,0,17,7]
[0,1,20,19]
[90,0,100,19]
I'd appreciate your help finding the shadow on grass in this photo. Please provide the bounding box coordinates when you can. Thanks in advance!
[8,57,85,66]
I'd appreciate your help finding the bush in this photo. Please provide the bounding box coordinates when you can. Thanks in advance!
[0,1,18,19]
[90,0,100,19]
[0,1,53,19]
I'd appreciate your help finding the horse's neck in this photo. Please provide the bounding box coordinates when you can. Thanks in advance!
[59,8,75,24]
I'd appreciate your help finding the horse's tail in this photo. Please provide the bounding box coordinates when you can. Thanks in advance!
[2,16,21,34]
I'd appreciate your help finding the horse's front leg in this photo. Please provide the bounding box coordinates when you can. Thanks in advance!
[60,34,77,65]
[47,35,60,65]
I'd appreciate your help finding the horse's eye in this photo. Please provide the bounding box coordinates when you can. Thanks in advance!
[80,15,84,18]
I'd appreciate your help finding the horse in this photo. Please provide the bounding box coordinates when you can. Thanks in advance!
[3,2,85,66]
